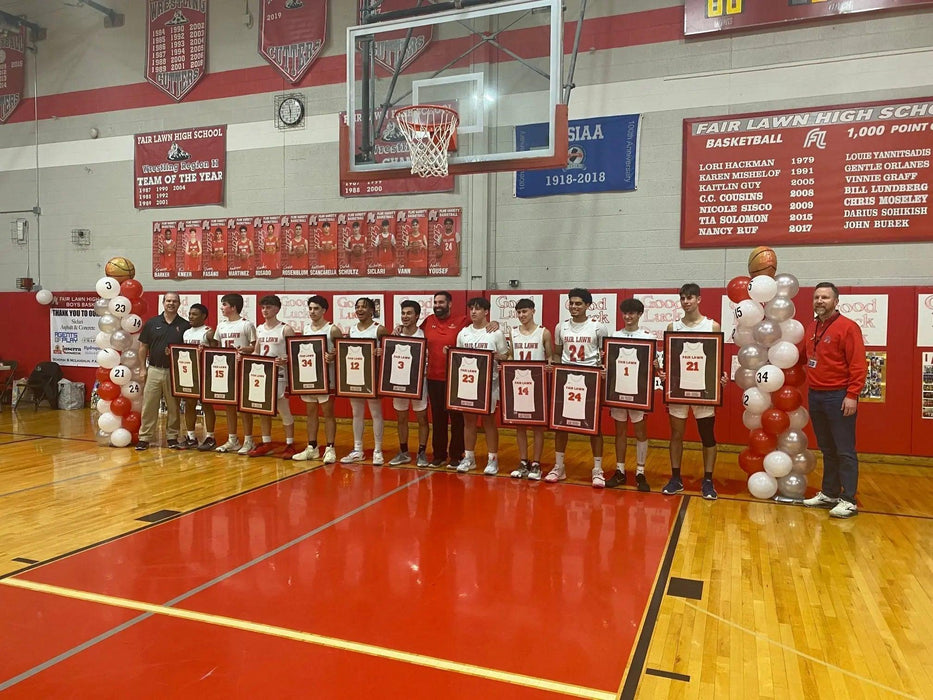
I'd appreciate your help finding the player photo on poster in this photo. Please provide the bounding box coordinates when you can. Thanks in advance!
[549,365,602,435]
[603,338,656,412]
[339,212,370,277]
[397,209,430,276]
[169,344,202,399]
[256,216,283,278]
[335,338,377,399]
[203,219,228,279]
[176,221,203,280]
[287,335,329,395]
[228,218,256,278]
[428,207,462,276]
[152,223,178,279]
[499,361,549,427]
[368,210,399,276]
[310,213,339,277]
[378,335,426,399]
[201,348,239,405]
[446,348,495,415]
[239,356,278,416]
[663,332,724,406]
[283,214,311,277]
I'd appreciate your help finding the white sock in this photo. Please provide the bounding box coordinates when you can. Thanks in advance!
[616,462,625,473]
[636,440,648,465]
[262,436,272,443]
[593,457,603,470]
[187,431,196,440]
[555,452,565,468]
[286,437,294,444]
[354,442,363,452]
[465,450,475,460]
[488,452,497,462]
[637,465,645,475]
[206,432,214,438]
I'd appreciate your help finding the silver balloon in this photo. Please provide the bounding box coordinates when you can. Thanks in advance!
[738,343,769,370]
[110,329,133,352]
[95,331,112,350]
[121,348,140,369]
[732,326,756,347]
[777,472,807,498]
[742,409,763,430]
[777,429,808,455]
[94,297,111,316]
[791,449,817,475]
[764,296,796,322]
[95,428,112,446]
[774,273,800,299]
[735,367,757,390]
[779,318,805,345]
[753,319,782,347]
[788,406,810,431]
[98,313,121,333]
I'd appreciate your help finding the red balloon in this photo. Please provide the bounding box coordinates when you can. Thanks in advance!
[761,408,791,436]
[727,275,752,304]
[123,412,142,434]
[131,297,149,317]
[110,396,132,417]
[96,366,112,383]
[738,448,764,476]
[749,428,777,456]
[783,365,806,387]
[97,381,121,401]
[772,386,802,412]
[120,278,144,300]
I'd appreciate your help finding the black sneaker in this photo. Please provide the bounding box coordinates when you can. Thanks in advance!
[197,437,217,452]
[606,469,626,488]
[636,473,650,492]
[662,477,684,495]
[528,462,543,480]
[135,440,149,451]
[701,479,718,501]
[429,458,447,468]
[178,437,198,450]
[167,439,180,449]
[510,460,531,479]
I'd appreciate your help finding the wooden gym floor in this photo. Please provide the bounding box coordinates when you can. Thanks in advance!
[0,408,930,699]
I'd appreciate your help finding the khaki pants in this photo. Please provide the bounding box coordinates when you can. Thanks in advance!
[138,366,181,443]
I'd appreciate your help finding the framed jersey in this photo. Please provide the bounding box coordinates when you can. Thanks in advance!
[446,348,494,415]
[169,344,202,399]
[239,355,278,416]
[603,338,657,412]
[335,338,377,398]
[549,365,602,435]
[201,348,239,405]
[499,361,549,427]
[287,336,329,395]
[663,331,724,406]
[378,335,426,400]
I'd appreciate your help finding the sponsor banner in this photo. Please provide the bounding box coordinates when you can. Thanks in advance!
[283,214,311,277]
[146,0,208,101]
[135,125,226,208]
[838,294,888,347]
[685,0,933,36]
[428,208,462,277]
[368,210,399,276]
[258,0,326,83]
[203,219,228,278]
[558,293,617,328]
[391,293,435,329]
[256,216,284,279]
[682,98,933,248]
[228,217,256,278]
[918,293,933,346]
[515,115,640,198]
[152,222,179,278]
[51,293,102,367]
[396,209,430,276]
[309,213,338,277]
[158,293,202,319]
[633,293,684,341]
[175,220,204,279]
[332,294,386,335]
[0,26,26,123]
[360,0,433,73]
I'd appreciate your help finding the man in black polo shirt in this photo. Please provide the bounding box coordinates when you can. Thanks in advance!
[136,292,191,450]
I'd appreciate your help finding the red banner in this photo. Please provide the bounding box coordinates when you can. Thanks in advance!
[397,209,430,276]
[256,216,284,278]
[283,214,311,277]
[681,97,933,248]
[176,220,204,279]
[228,218,256,278]
[0,27,25,123]
[146,0,208,101]
[152,223,179,279]
[428,208,462,276]
[203,219,228,278]
[259,0,326,83]
[360,0,433,73]
[685,0,933,36]
[339,211,370,278]
[134,125,226,208]
[309,213,339,277]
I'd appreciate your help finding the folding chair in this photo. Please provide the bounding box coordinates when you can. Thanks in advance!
[14,362,63,410]
[0,360,18,407]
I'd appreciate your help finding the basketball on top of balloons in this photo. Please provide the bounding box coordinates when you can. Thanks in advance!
[93,257,147,449]
[728,247,815,501]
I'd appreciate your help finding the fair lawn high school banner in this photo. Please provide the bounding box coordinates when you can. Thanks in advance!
[136,126,226,208]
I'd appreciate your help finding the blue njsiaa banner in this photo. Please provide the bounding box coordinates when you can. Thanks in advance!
[515,114,640,198]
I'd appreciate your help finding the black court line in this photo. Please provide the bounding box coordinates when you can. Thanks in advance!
[137,510,182,523]
[619,495,690,700]
[0,431,98,444]
[0,437,44,447]
[12,558,38,565]
[666,577,703,601]
[644,668,690,682]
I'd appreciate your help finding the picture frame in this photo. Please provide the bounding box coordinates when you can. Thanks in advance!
[499,361,549,426]
[603,337,657,412]
[169,344,202,399]
[335,338,377,399]
[238,355,278,416]
[663,331,724,406]
[201,347,239,406]
[446,348,495,415]
[287,335,329,395]
[378,335,427,399]
[549,365,603,435]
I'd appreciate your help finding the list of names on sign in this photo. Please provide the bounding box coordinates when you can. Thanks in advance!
[146,0,208,102]
[682,98,933,248]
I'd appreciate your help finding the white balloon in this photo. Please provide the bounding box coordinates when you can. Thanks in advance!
[121,380,142,399]
[743,387,772,414]
[768,341,800,369]
[742,410,763,430]
[732,326,756,347]
[788,406,810,431]
[98,411,122,433]
[96,398,112,414]
[107,295,131,318]
[95,331,112,350]
[36,289,54,305]
[763,450,793,478]
[779,318,805,345]
[735,299,765,328]
[755,364,786,392]
[748,471,778,499]
[110,428,133,448]
[121,314,143,334]
[748,275,778,303]
[97,348,121,369]
[96,276,121,299]
[109,365,132,386]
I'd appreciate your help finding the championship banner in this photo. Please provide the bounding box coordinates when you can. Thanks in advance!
[259,0,326,84]
[146,0,208,101]
[515,115,641,198]
[682,98,933,248]
[0,26,26,123]
[50,293,102,368]
[360,0,433,73]
[685,0,933,36]
[428,208,462,277]
[134,125,226,208]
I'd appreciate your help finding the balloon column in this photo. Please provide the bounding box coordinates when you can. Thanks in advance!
[730,247,816,500]
[92,258,145,448]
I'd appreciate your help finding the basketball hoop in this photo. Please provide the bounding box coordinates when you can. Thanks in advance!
[395,105,459,178]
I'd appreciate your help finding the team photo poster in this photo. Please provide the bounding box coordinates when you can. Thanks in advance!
[549,365,602,435]
[287,336,330,395]
[378,336,427,400]
[335,338,377,399]
[446,348,495,415]
[663,332,724,406]
[169,344,202,399]
[201,348,239,405]
[603,338,656,412]
[499,361,549,427]
[239,356,278,416]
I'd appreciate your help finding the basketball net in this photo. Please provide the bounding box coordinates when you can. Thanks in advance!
[395,105,459,178]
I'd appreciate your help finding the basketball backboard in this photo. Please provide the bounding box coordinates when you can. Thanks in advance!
[342,0,567,180]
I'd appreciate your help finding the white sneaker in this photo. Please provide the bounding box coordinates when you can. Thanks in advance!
[803,491,839,509]
[456,456,476,473]
[372,450,384,466]
[388,452,411,465]
[237,438,256,456]
[829,500,858,518]
[592,467,606,489]
[341,450,365,464]
[415,451,429,467]
[484,459,499,476]
[544,465,566,483]
[215,437,241,453]
[292,445,320,462]
[323,446,337,464]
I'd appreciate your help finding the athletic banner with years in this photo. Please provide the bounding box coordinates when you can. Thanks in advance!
[0,26,26,123]
[259,0,326,84]
[135,125,226,208]
[146,0,208,101]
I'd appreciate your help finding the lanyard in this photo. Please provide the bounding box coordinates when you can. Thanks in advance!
[811,312,840,355]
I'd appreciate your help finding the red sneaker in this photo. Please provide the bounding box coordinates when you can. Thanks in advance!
[281,444,298,459]
[248,442,276,458]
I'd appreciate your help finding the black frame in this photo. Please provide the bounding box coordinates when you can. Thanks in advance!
[238,355,278,416]
[549,364,603,435]
[603,337,656,412]
[499,361,549,426]
[663,331,724,406]
[169,344,202,399]
[201,348,239,406]
[446,348,495,415]
[335,338,378,399]
[287,335,330,395]
[378,335,427,399]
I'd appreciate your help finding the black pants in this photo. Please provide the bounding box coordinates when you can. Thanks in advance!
[427,379,463,462]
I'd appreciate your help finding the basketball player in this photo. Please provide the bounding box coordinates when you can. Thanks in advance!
[178,304,217,450]
[436,217,460,270]
[292,295,342,464]
[605,298,653,491]
[249,295,297,458]
[662,283,723,500]
[316,221,338,271]
[546,288,610,487]
[508,298,554,481]
[210,227,226,265]
[341,298,389,465]
[345,221,368,274]
[290,222,309,259]
[374,219,397,270]
[184,228,201,272]
[160,228,176,270]
[453,297,510,475]
[406,218,428,270]
[387,300,430,467]
[213,293,258,455]
[262,223,279,270]
[235,225,254,270]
